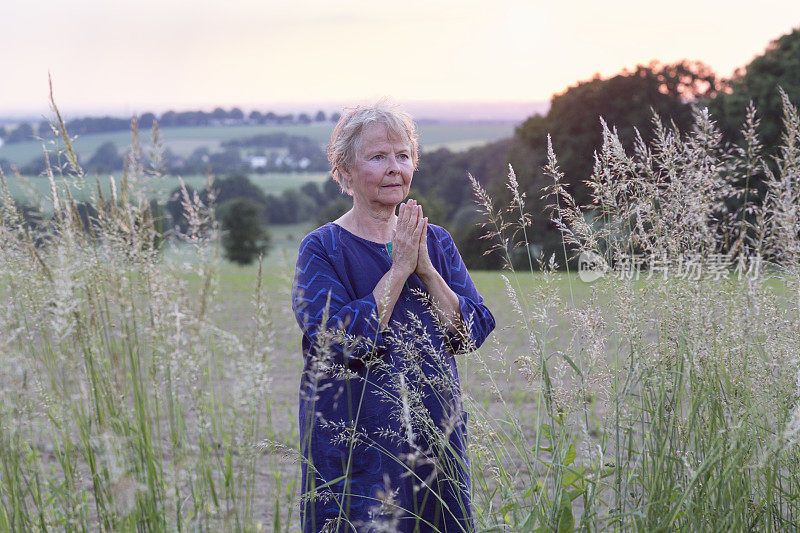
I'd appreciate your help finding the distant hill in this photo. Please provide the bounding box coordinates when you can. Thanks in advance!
[0,100,550,128]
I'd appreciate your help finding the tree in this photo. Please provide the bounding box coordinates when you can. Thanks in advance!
[139,112,157,129]
[208,147,246,174]
[314,110,326,122]
[330,112,342,123]
[159,110,178,127]
[208,173,269,215]
[37,120,53,139]
[268,189,316,224]
[86,141,124,173]
[314,197,351,227]
[300,181,327,208]
[230,108,245,121]
[710,27,800,154]
[211,107,228,121]
[322,176,342,199]
[184,147,211,174]
[6,123,34,144]
[217,198,271,265]
[166,184,196,233]
[515,61,718,208]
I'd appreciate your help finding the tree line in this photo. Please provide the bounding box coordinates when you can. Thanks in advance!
[0,107,341,145]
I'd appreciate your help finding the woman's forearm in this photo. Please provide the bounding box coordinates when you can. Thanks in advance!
[373,265,411,329]
[417,269,462,333]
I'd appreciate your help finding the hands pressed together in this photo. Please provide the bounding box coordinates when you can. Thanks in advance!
[391,199,435,280]
[374,198,462,332]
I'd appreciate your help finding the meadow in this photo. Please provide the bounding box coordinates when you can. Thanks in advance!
[1,95,799,532]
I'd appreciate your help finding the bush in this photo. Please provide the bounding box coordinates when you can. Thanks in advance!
[217,197,271,265]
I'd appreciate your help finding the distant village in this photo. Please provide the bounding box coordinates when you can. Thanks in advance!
[0,107,340,175]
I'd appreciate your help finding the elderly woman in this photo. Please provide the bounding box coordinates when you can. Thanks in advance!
[292,102,495,532]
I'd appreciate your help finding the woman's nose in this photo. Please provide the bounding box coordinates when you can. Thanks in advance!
[386,155,401,173]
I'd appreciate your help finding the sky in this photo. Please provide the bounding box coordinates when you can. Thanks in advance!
[2,0,800,119]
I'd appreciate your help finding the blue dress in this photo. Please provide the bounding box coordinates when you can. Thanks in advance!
[292,222,495,533]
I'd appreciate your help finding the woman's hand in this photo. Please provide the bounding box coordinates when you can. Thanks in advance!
[412,201,436,280]
[391,200,425,278]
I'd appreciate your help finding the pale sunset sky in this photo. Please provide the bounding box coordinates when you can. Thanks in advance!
[2,0,799,117]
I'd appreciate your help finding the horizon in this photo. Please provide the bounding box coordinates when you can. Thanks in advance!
[0,96,550,124]
[0,99,551,124]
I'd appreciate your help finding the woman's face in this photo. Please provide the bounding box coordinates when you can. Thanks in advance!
[342,122,414,210]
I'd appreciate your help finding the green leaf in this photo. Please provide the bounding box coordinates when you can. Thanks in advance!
[559,351,583,377]
[566,489,586,502]
[563,443,576,467]
[557,494,575,533]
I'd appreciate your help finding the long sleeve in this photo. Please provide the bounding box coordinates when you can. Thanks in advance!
[292,232,384,366]
[434,227,496,354]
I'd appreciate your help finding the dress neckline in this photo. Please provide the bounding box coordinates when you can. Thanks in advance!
[330,222,391,247]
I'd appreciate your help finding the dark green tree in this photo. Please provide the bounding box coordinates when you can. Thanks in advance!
[138,112,157,129]
[6,123,34,144]
[217,198,271,265]
[710,27,800,154]
[207,174,269,214]
[87,141,124,173]
[314,197,351,227]
[229,107,244,121]
[37,120,53,139]
[211,107,228,121]
[208,147,246,174]
[515,60,719,208]
[300,181,327,208]
[166,184,197,234]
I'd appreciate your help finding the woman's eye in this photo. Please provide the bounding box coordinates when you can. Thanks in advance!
[398,153,409,160]
[371,154,384,161]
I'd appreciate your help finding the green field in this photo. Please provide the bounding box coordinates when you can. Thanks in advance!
[2,171,331,209]
[0,122,515,166]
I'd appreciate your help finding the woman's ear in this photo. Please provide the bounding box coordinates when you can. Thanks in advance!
[340,169,353,195]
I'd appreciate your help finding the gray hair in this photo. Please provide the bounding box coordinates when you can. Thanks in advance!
[327,101,419,195]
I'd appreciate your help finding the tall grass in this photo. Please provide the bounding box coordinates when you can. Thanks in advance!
[0,86,798,532]
[0,90,283,531]
[460,93,800,531]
